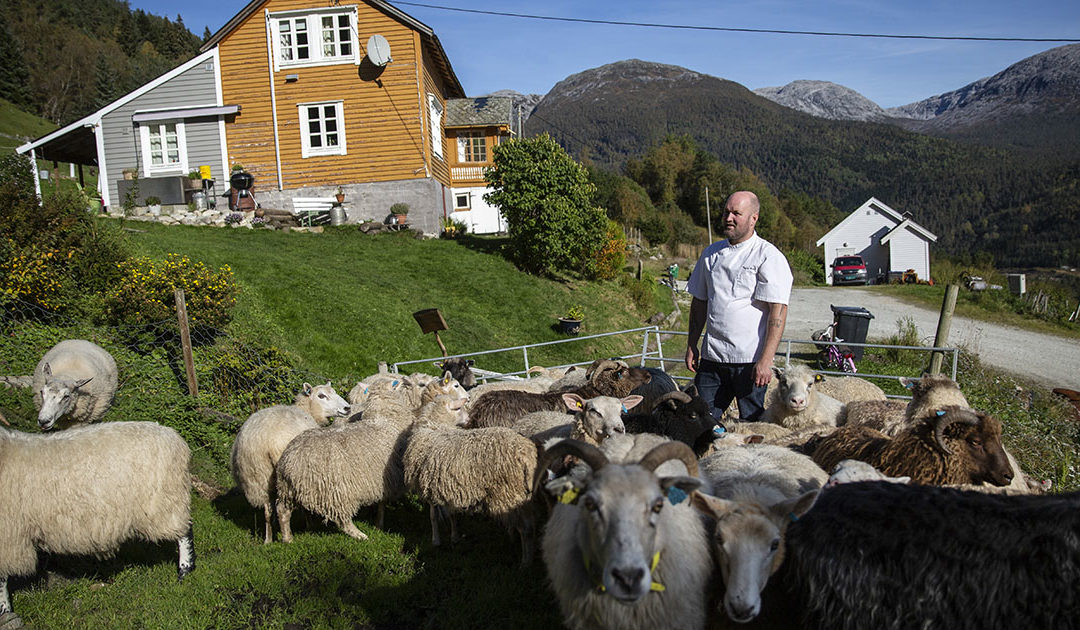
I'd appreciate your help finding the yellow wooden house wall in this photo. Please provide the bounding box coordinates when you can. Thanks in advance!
[217,0,450,190]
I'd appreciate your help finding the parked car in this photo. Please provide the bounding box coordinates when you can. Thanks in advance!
[831,255,869,285]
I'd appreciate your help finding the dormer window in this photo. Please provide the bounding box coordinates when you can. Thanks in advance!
[270,8,358,70]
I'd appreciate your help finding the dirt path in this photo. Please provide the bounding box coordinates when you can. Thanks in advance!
[786,287,1080,390]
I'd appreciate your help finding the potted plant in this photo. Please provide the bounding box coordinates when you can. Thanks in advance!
[390,202,409,224]
[145,196,162,216]
[184,169,203,190]
[558,305,585,335]
[335,186,346,204]
[231,163,245,173]
[122,167,138,180]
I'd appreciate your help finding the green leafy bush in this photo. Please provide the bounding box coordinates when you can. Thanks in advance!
[484,135,607,275]
[585,219,627,281]
[785,248,825,285]
[103,253,239,330]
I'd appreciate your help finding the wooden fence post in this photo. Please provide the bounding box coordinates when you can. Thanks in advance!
[929,284,960,376]
[174,289,199,397]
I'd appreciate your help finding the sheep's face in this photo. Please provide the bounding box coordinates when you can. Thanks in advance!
[438,358,476,390]
[774,366,820,412]
[565,394,639,443]
[691,490,819,624]
[573,465,686,603]
[953,412,1013,486]
[37,375,92,430]
[304,382,351,422]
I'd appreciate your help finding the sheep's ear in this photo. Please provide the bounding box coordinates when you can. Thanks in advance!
[74,377,93,390]
[544,476,585,505]
[814,373,824,383]
[441,371,453,385]
[771,366,784,379]
[562,393,585,412]
[660,475,702,505]
[43,362,52,378]
[771,489,819,525]
[434,360,446,369]
[690,491,737,520]
[746,434,765,444]
[302,382,313,396]
[899,376,918,390]
[683,383,698,397]
[466,359,475,367]
[620,395,644,412]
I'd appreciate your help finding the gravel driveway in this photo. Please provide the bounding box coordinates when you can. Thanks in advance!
[785,287,1080,391]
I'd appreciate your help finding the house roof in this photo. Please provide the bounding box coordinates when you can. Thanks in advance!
[200,0,464,98]
[815,197,937,247]
[17,49,221,164]
[445,97,513,128]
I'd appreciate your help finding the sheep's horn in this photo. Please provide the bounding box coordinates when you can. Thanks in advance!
[586,359,620,383]
[933,406,980,455]
[533,439,609,494]
[638,441,699,477]
[654,390,692,407]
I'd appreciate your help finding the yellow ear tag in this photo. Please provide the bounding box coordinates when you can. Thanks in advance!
[649,552,665,591]
[576,401,583,409]
[559,487,581,504]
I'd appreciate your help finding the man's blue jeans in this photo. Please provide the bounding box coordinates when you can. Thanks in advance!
[694,359,767,424]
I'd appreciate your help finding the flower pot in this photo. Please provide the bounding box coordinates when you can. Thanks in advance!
[336,194,345,204]
[394,214,408,224]
[558,317,582,335]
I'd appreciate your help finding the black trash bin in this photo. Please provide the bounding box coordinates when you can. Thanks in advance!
[830,305,874,361]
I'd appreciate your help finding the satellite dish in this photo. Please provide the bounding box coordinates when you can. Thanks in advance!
[367,34,392,67]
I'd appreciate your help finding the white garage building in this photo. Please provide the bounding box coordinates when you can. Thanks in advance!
[816,197,938,285]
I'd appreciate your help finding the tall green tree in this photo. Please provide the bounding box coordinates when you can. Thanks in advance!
[0,13,32,109]
[485,135,607,276]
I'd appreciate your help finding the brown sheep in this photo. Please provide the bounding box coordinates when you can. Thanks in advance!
[810,406,1014,487]
[465,359,651,428]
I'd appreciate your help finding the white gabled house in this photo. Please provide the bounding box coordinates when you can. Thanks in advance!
[816,197,938,284]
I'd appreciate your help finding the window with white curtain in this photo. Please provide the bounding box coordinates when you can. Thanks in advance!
[139,121,187,174]
[456,131,486,162]
[271,9,357,70]
[298,100,346,158]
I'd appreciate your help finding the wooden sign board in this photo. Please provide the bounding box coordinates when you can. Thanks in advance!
[413,308,448,334]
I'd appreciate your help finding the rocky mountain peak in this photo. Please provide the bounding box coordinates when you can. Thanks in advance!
[754,80,889,122]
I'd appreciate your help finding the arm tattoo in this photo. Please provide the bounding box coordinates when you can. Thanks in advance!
[767,317,784,329]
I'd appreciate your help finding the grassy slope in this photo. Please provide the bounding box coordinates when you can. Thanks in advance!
[0,97,55,154]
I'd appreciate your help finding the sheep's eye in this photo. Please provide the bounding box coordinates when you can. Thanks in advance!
[651,499,664,514]
[583,497,598,512]
[770,538,780,552]
[969,438,983,447]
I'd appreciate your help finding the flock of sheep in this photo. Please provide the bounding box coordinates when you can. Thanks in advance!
[2,339,1079,629]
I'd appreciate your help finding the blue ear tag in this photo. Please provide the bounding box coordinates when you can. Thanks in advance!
[936,410,946,416]
[621,405,628,413]
[713,426,727,435]
[667,487,688,505]
[392,380,399,387]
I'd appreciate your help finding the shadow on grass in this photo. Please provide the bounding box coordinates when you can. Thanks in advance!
[453,233,511,259]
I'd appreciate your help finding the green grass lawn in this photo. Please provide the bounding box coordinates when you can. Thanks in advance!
[2,222,1077,628]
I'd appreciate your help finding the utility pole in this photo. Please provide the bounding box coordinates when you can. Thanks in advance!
[705,186,712,243]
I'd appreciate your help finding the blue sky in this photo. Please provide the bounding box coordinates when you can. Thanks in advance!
[138,0,1078,108]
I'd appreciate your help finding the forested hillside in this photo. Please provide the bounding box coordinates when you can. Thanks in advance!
[0,0,202,126]
[527,60,1080,267]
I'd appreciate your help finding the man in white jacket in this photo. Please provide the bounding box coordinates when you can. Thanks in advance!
[685,190,793,423]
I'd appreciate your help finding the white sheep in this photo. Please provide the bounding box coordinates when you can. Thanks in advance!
[693,443,826,623]
[538,439,710,630]
[761,364,843,430]
[230,382,351,543]
[274,374,468,543]
[514,393,642,446]
[825,459,912,487]
[815,375,887,404]
[0,422,193,617]
[32,339,118,431]
[402,393,540,565]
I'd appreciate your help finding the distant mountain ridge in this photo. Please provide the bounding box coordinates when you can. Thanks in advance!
[521,57,1080,267]
[754,80,889,122]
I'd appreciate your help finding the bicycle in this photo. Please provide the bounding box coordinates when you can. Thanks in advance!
[812,323,858,373]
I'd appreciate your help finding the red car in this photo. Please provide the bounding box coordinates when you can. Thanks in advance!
[831,255,869,285]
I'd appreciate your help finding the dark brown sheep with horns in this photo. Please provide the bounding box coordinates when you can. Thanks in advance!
[810,405,1013,487]
[465,360,651,429]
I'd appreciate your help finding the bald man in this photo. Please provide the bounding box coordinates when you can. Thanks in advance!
[685,191,793,424]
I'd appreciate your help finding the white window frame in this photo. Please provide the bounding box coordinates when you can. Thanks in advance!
[269,8,358,71]
[298,100,347,158]
[139,120,188,175]
[454,192,471,210]
[428,94,443,159]
[456,131,487,163]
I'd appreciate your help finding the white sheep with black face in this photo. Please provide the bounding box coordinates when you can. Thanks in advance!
[32,339,118,431]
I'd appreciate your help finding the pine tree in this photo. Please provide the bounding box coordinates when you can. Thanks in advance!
[0,14,33,108]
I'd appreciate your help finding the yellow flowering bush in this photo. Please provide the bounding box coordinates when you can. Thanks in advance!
[104,254,239,330]
[0,241,67,310]
[585,219,628,281]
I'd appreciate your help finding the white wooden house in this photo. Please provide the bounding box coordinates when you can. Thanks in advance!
[816,197,938,284]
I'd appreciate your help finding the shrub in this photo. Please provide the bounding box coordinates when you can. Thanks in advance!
[0,241,67,310]
[621,274,658,315]
[103,254,239,331]
[785,248,825,285]
[586,219,627,281]
[636,214,671,246]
